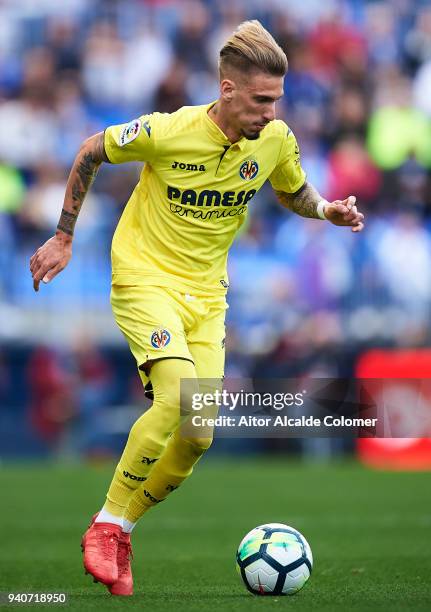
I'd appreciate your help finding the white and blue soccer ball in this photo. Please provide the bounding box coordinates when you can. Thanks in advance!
[236,523,313,596]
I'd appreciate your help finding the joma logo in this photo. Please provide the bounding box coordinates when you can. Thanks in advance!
[123,470,147,482]
[143,489,163,503]
[172,161,206,171]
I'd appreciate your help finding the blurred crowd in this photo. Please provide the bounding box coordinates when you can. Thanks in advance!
[1,0,431,454]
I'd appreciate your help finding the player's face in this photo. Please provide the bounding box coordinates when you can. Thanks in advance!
[224,72,284,140]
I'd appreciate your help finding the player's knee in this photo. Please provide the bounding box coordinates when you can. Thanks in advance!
[129,410,175,450]
[152,376,199,415]
[179,378,201,416]
[186,436,214,456]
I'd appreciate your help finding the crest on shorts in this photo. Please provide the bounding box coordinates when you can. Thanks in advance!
[239,159,259,180]
[119,119,142,146]
[151,328,171,349]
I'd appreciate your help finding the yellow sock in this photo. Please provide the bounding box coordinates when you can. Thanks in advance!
[104,358,197,516]
[124,430,213,522]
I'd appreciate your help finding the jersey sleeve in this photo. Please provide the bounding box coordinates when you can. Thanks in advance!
[104,114,156,164]
[269,127,306,194]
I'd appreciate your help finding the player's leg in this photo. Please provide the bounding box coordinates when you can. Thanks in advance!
[82,357,196,587]
[104,357,198,518]
[100,283,194,522]
[82,284,194,589]
[123,428,214,526]
[123,295,226,527]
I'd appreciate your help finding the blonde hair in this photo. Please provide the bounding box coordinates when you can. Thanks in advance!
[219,20,287,78]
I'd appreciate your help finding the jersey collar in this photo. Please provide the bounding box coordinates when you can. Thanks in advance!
[204,101,247,151]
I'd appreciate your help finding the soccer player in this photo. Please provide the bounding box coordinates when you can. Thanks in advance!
[30,21,364,596]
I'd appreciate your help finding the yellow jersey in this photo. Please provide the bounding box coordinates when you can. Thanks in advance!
[104,101,306,295]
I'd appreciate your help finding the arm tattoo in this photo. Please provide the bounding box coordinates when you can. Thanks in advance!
[57,132,108,236]
[71,152,100,213]
[275,182,323,219]
[57,208,77,236]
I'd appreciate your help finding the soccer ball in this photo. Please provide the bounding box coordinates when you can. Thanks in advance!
[236,523,313,596]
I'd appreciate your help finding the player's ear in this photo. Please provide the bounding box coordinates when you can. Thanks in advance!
[220,79,235,102]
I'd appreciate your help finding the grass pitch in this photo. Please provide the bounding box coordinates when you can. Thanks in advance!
[1,457,430,611]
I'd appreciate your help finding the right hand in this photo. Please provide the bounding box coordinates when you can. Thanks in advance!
[324,196,365,233]
[30,233,72,292]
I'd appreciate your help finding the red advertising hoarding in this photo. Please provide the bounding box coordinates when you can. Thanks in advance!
[356,349,431,470]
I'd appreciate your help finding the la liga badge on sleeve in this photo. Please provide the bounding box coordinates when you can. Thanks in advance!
[119,119,142,146]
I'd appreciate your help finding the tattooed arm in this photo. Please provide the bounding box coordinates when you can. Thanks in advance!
[275,182,323,219]
[275,181,365,231]
[57,132,109,236]
[30,132,109,291]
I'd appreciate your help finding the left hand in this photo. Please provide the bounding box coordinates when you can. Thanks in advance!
[324,196,364,233]
[29,233,73,292]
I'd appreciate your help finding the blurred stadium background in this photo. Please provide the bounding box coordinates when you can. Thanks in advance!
[1,0,431,464]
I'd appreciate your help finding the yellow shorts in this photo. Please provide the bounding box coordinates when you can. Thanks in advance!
[110,284,227,381]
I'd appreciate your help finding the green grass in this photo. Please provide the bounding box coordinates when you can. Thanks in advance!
[1,458,431,611]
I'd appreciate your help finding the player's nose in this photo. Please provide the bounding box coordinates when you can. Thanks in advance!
[262,104,276,123]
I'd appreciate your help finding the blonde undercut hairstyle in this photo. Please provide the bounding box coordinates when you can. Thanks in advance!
[219,20,288,78]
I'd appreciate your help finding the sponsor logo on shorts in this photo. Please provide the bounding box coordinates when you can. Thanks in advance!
[123,470,147,482]
[119,119,142,146]
[151,328,171,349]
[239,159,259,180]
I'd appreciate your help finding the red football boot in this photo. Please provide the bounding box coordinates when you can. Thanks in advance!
[108,532,134,596]
[81,514,120,585]
[81,513,98,550]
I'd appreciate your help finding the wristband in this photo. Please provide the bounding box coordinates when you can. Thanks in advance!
[317,200,328,220]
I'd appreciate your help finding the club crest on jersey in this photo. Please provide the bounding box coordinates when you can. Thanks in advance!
[119,119,142,146]
[239,159,259,180]
[150,328,171,349]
